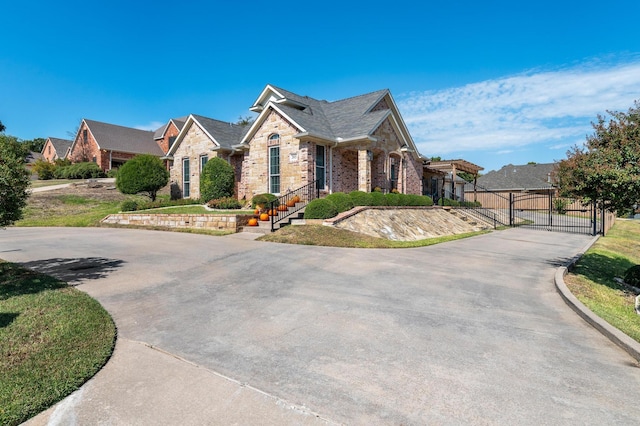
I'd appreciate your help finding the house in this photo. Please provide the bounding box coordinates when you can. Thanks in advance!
[165,114,250,199]
[67,119,164,171]
[167,84,426,201]
[41,137,73,162]
[154,116,188,158]
[464,162,557,207]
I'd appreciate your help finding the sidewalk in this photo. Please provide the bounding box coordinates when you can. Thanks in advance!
[30,178,115,193]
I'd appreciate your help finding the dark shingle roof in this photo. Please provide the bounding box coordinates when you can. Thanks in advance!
[266,85,391,141]
[46,137,73,156]
[475,163,557,190]
[191,115,250,149]
[85,119,163,156]
[154,116,189,139]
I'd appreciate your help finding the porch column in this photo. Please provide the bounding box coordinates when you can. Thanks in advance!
[358,149,371,192]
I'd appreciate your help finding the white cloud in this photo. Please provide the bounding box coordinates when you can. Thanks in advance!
[134,121,165,131]
[397,59,640,157]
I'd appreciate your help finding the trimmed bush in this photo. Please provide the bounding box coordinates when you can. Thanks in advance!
[349,190,373,206]
[106,169,118,178]
[116,154,169,201]
[207,197,242,209]
[438,197,460,207]
[120,200,138,212]
[303,198,338,219]
[33,159,56,180]
[385,193,400,206]
[251,193,278,209]
[405,194,434,206]
[325,192,354,213]
[624,265,640,287]
[54,162,106,179]
[370,191,387,206]
[200,157,235,203]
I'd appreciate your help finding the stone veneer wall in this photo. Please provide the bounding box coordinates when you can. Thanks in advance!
[101,213,251,231]
[243,110,313,198]
[169,122,220,200]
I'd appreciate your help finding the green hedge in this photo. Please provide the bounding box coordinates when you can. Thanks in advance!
[325,192,354,213]
[349,190,373,206]
[54,162,106,179]
[303,198,338,219]
[251,193,278,209]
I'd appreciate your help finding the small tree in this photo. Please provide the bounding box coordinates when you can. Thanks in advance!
[116,154,168,201]
[555,100,640,213]
[200,157,235,202]
[0,135,30,227]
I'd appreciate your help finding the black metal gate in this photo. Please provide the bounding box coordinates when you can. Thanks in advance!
[509,192,605,235]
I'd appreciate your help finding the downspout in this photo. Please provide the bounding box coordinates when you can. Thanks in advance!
[109,151,112,170]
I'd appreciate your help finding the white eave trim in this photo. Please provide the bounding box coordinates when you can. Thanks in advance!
[240,102,306,144]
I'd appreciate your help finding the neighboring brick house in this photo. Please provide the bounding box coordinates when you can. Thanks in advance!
[154,116,187,157]
[68,119,164,171]
[41,137,73,162]
[167,84,426,201]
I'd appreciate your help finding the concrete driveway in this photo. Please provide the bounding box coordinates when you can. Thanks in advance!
[3,227,640,424]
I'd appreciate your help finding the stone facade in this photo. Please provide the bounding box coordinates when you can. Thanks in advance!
[241,110,313,199]
[101,213,251,231]
[169,121,221,200]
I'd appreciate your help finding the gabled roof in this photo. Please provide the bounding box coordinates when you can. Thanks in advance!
[80,119,163,156]
[474,163,557,191]
[154,116,188,140]
[166,114,251,156]
[44,137,73,156]
[241,84,420,156]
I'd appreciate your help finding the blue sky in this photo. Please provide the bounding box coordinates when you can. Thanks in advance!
[2,0,639,172]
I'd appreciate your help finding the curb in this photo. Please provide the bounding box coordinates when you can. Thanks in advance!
[554,236,640,362]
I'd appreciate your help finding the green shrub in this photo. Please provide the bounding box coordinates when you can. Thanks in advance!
[303,198,338,219]
[106,169,118,178]
[349,190,373,206]
[120,200,138,212]
[459,200,481,208]
[200,157,235,203]
[554,198,569,214]
[33,159,56,180]
[370,191,387,206]
[438,197,460,207]
[116,155,169,201]
[325,192,354,213]
[207,197,242,209]
[251,193,278,209]
[405,194,434,206]
[385,193,400,206]
[624,265,640,287]
[54,162,106,179]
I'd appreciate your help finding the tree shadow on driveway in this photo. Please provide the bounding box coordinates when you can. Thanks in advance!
[19,257,125,286]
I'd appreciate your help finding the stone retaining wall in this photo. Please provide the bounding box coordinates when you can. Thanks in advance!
[101,213,252,232]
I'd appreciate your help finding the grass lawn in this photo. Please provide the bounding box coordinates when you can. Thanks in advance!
[564,219,640,342]
[16,196,125,227]
[0,261,116,426]
[258,224,489,248]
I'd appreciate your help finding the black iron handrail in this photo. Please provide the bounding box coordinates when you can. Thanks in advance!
[268,180,320,232]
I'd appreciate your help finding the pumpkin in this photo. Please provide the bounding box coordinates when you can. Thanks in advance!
[248,218,258,226]
[286,199,296,207]
[269,209,277,216]
[259,213,269,221]
[277,204,288,211]
[292,195,301,203]
[254,209,260,215]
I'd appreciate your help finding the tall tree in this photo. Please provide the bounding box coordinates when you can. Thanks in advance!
[0,134,31,227]
[0,120,5,132]
[555,100,640,213]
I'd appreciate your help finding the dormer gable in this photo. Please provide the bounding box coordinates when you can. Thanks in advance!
[250,84,310,113]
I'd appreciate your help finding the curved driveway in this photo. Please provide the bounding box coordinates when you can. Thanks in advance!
[3,227,640,424]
